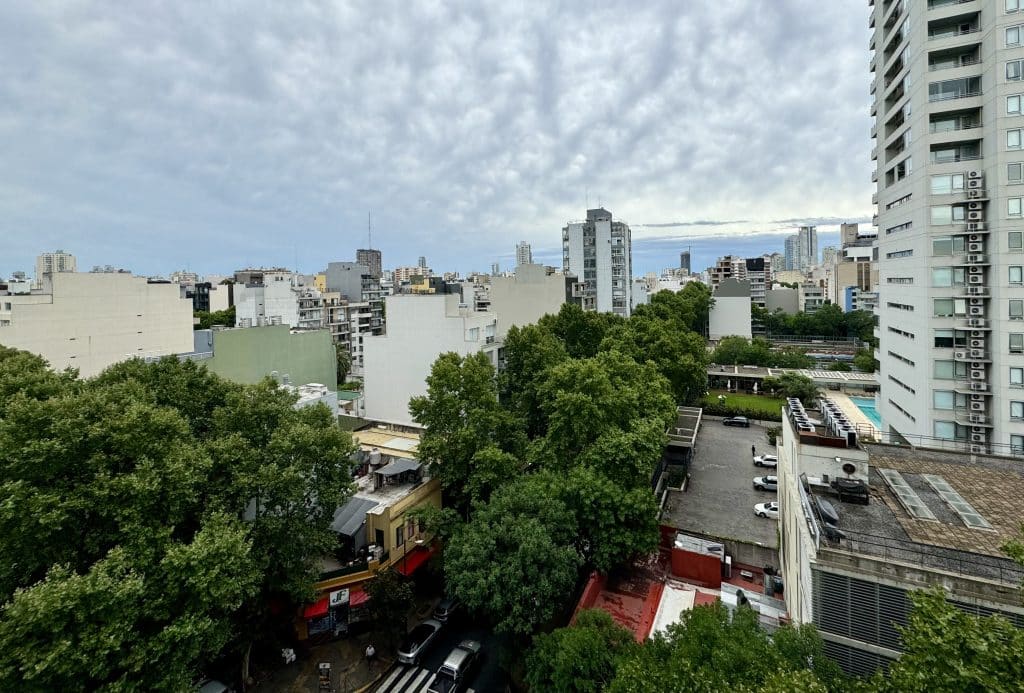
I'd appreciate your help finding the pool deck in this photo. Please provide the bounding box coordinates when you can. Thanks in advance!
[827,391,880,435]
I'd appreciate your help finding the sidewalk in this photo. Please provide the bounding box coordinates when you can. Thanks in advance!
[253,633,393,693]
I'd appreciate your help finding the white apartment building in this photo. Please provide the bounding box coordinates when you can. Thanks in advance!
[784,226,819,272]
[562,207,633,317]
[0,273,193,377]
[708,279,752,340]
[234,270,305,328]
[361,294,499,426]
[515,241,533,266]
[34,250,76,288]
[488,263,570,338]
[871,0,1024,453]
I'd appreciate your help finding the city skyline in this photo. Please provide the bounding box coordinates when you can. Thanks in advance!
[0,2,871,278]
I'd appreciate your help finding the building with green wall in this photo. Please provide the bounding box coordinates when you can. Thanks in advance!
[196,325,337,389]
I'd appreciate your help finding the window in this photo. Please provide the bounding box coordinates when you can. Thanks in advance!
[1012,163,1024,184]
[1013,367,1024,386]
[1010,60,1024,81]
[1012,300,1024,319]
[1012,198,1023,217]
[886,221,912,235]
[1011,94,1023,114]
[1012,266,1024,283]
[1013,402,1024,419]
[934,298,955,317]
[1013,435,1024,456]
[395,525,405,548]
[932,236,965,255]
[930,174,965,194]
[1012,130,1024,150]
[887,249,914,259]
[933,391,955,410]
[935,360,955,379]
[1012,231,1024,250]
[1012,25,1024,45]
[932,267,965,286]
[934,329,955,348]
[1012,333,1024,353]
[1012,0,1022,14]
[934,421,956,440]
[930,205,966,224]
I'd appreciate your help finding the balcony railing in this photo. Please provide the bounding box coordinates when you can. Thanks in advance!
[928,27,980,41]
[928,57,980,72]
[928,89,981,102]
[927,0,975,8]
[929,120,980,133]
[930,152,981,163]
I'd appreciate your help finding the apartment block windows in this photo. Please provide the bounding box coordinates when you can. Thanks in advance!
[1010,60,1024,81]
[1011,231,1024,250]
[932,267,966,287]
[931,174,965,194]
[1012,367,1024,386]
[934,421,957,440]
[1012,401,1024,419]
[1010,94,1024,114]
[1011,162,1024,183]
[929,78,980,101]
[1011,198,1023,217]
[395,524,404,548]
[933,391,956,410]
[1012,334,1024,353]
[934,360,967,379]
[1012,0,1023,14]
[1012,129,1024,150]
[1011,300,1024,320]
[930,205,966,225]
[933,236,966,255]
[1012,25,1024,45]
[1013,436,1024,456]
[1011,266,1024,284]
[934,329,956,348]
[933,298,964,317]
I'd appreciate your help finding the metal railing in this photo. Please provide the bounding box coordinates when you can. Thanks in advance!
[928,27,981,41]
[928,90,982,102]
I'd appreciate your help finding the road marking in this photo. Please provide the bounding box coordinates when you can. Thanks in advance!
[407,669,430,691]
[380,666,417,692]
[377,666,405,692]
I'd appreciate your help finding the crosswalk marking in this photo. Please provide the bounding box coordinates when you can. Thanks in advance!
[377,666,405,691]
[408,669,430,690]
[375,664,478,693]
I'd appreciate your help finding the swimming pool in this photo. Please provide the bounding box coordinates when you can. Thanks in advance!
[849,396,882,429]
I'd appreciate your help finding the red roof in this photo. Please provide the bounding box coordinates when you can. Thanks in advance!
[303,596,329,619]
[395,545,434,576]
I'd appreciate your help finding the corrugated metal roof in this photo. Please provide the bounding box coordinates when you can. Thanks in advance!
[330,497,378,535]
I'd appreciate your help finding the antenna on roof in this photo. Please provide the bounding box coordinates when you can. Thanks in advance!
[368,210,372,249]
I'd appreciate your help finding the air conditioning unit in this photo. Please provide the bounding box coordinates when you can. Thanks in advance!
[969,274,984,284]
[970,369,985,380]
[967,318,985,327]
[968,170,982,179]
[970,401,985,411]
[971,393,985,402]
[969,265,983,275]
[967,211,984,222]
[968,201,983,211]
[970,349,985,358]
[973,426,986,434]
[967,254,986,264]
[972,361,985,369]
[968,242,983,252]
[967,189,981,198]
[970,414,985,424]
[969,306,985,315]
[969,234,982,242]
[954,350,968,359]
[971,432,986,442]
[970,383,988,392]
[967,222,988,231]
[970,338,984,348]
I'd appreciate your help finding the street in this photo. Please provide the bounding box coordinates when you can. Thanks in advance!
[373,614,509,693]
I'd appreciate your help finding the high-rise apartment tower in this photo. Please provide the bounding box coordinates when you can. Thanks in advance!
[356,249,382,279]
[562,208,633,317]
[871,0,1024,454]
[516,241,533,266]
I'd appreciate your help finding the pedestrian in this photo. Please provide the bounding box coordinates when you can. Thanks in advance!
[365,643,376,670]
[751,444,756,457]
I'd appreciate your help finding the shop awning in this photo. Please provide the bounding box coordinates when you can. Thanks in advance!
[396,545,434,577]
[375,458,421,477]
[350,588,369,607]
[303,596,329,620]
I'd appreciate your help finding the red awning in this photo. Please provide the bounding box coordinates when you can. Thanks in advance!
[303,596,329,620]
[349,588,369,607]
[396,545,434,577]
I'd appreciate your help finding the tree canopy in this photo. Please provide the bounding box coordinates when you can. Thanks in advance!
[711,336,814,369]
[0,350,356,690]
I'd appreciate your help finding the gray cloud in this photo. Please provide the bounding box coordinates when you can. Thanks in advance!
[0,1,872,277]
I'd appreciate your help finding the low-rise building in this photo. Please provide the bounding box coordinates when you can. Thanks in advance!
[778,398,1024,675]
[0,272,193,377]
[488,263,575,339]
[708,279,752,341]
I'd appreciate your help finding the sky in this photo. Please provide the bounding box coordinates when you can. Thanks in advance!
[0,1,873,279]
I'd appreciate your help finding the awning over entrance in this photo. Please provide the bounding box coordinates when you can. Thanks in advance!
[350,588,369,607]
[303,596,329,620]
[396,545,434,577]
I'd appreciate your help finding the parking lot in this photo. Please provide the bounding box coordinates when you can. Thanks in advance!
[662,416,779,550]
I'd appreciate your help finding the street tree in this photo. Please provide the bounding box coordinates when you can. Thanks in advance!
[335,344,351,386]
[365,569,415,649]
[600,317,708,405]
[525,609,637,693]
[761,372,819,404]
[498,324,569,438]
[536,302,625,359]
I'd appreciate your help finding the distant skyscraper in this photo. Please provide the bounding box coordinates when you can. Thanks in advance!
[562,207,632,317]
[356,249,382,279]
[680,250,691,273]
[840,222,860,248]
[35,250,76,288]
[516,241,533,266]
[784,227,818,271]
[783,235,799,271]
[418,256,427,269]
[491,261,500,276]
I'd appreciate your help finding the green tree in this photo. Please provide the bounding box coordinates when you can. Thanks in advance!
[525,609,637,693]
[853,347,879,373]
[365,569,414,648]
[444,476,581,636]
[830,361,852,372]
[537,303,625,359]
[499,324,569,438]
[335,343,351,386]
[409,352,526,513]
[761,372,819,404]
[194,305,236,330]
[632,284,712,335]
[883,588,1024,693]
[601,317,709,405]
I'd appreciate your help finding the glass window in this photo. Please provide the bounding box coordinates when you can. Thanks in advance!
[1012,26,1023,45]
[934,298,955,317]
[1012,367,1024,385]
[934,421,956,439]
[1011,94,1023,114]
[1012,232,1024,250]
[933,237,953,255]
[1010,60,1024,81]
[1012,300,1024,319]
[930,174,965,193]
[1012,198,1023,217]
[933,268,953,287]
[1012,163,1024,183]
[1013,402,1024,419]
[1012,130,1024,149]
[395,525,405,547]
[930,206,965,224]
[1012,266,1024,283]
[933,391,955,410]
[934,360,955,379]
[1012,333,1024,353]
[1012,0,1022,14]
[1013,435,1024,456]
[934,329,955,347]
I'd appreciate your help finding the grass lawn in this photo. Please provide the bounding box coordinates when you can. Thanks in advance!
[704,389,786,415]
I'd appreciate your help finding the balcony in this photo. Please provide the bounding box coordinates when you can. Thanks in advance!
[954,381,991,395]
[928,76,981,103]
[928,25,980,42]
[954,410,994,427]
[959,317,990,330]
[928,0,975,8]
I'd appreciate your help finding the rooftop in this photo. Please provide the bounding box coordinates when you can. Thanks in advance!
[353,428,420,458]
[708,364,876,383]
[809,443,1024,585]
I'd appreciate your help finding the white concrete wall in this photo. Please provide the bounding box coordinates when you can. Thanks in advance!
[709,296,752,340]
[362,294,499,426]
[235,274,300,327]
[0,273,193,377]
[488,264,566,338]
[594,217,612,313]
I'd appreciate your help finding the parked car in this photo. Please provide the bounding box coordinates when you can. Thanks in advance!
[723,416,750,427]
[433,595,461,623]
[754,501,779,519]
[752,475,778,492]
[197,681,233,693]
[397,619,443,665]
[426,640,482,693]
[753,454,778,468]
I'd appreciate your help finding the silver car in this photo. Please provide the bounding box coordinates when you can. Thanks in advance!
[397,618,443,665]
[752,475,778,492]
[426,640,482,693]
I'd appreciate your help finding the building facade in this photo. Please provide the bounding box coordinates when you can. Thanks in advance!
[708,279,752,340]
[488,263,574,338]
[0,273,193,377]
[355,249,383,279]
[515,241,533,266]
[680,249,692,273]
[562,207,633,317]
[34,250,76,288]
[871,0,1024,453]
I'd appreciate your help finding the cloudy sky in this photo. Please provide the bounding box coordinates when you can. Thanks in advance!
[0,1,872,278]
